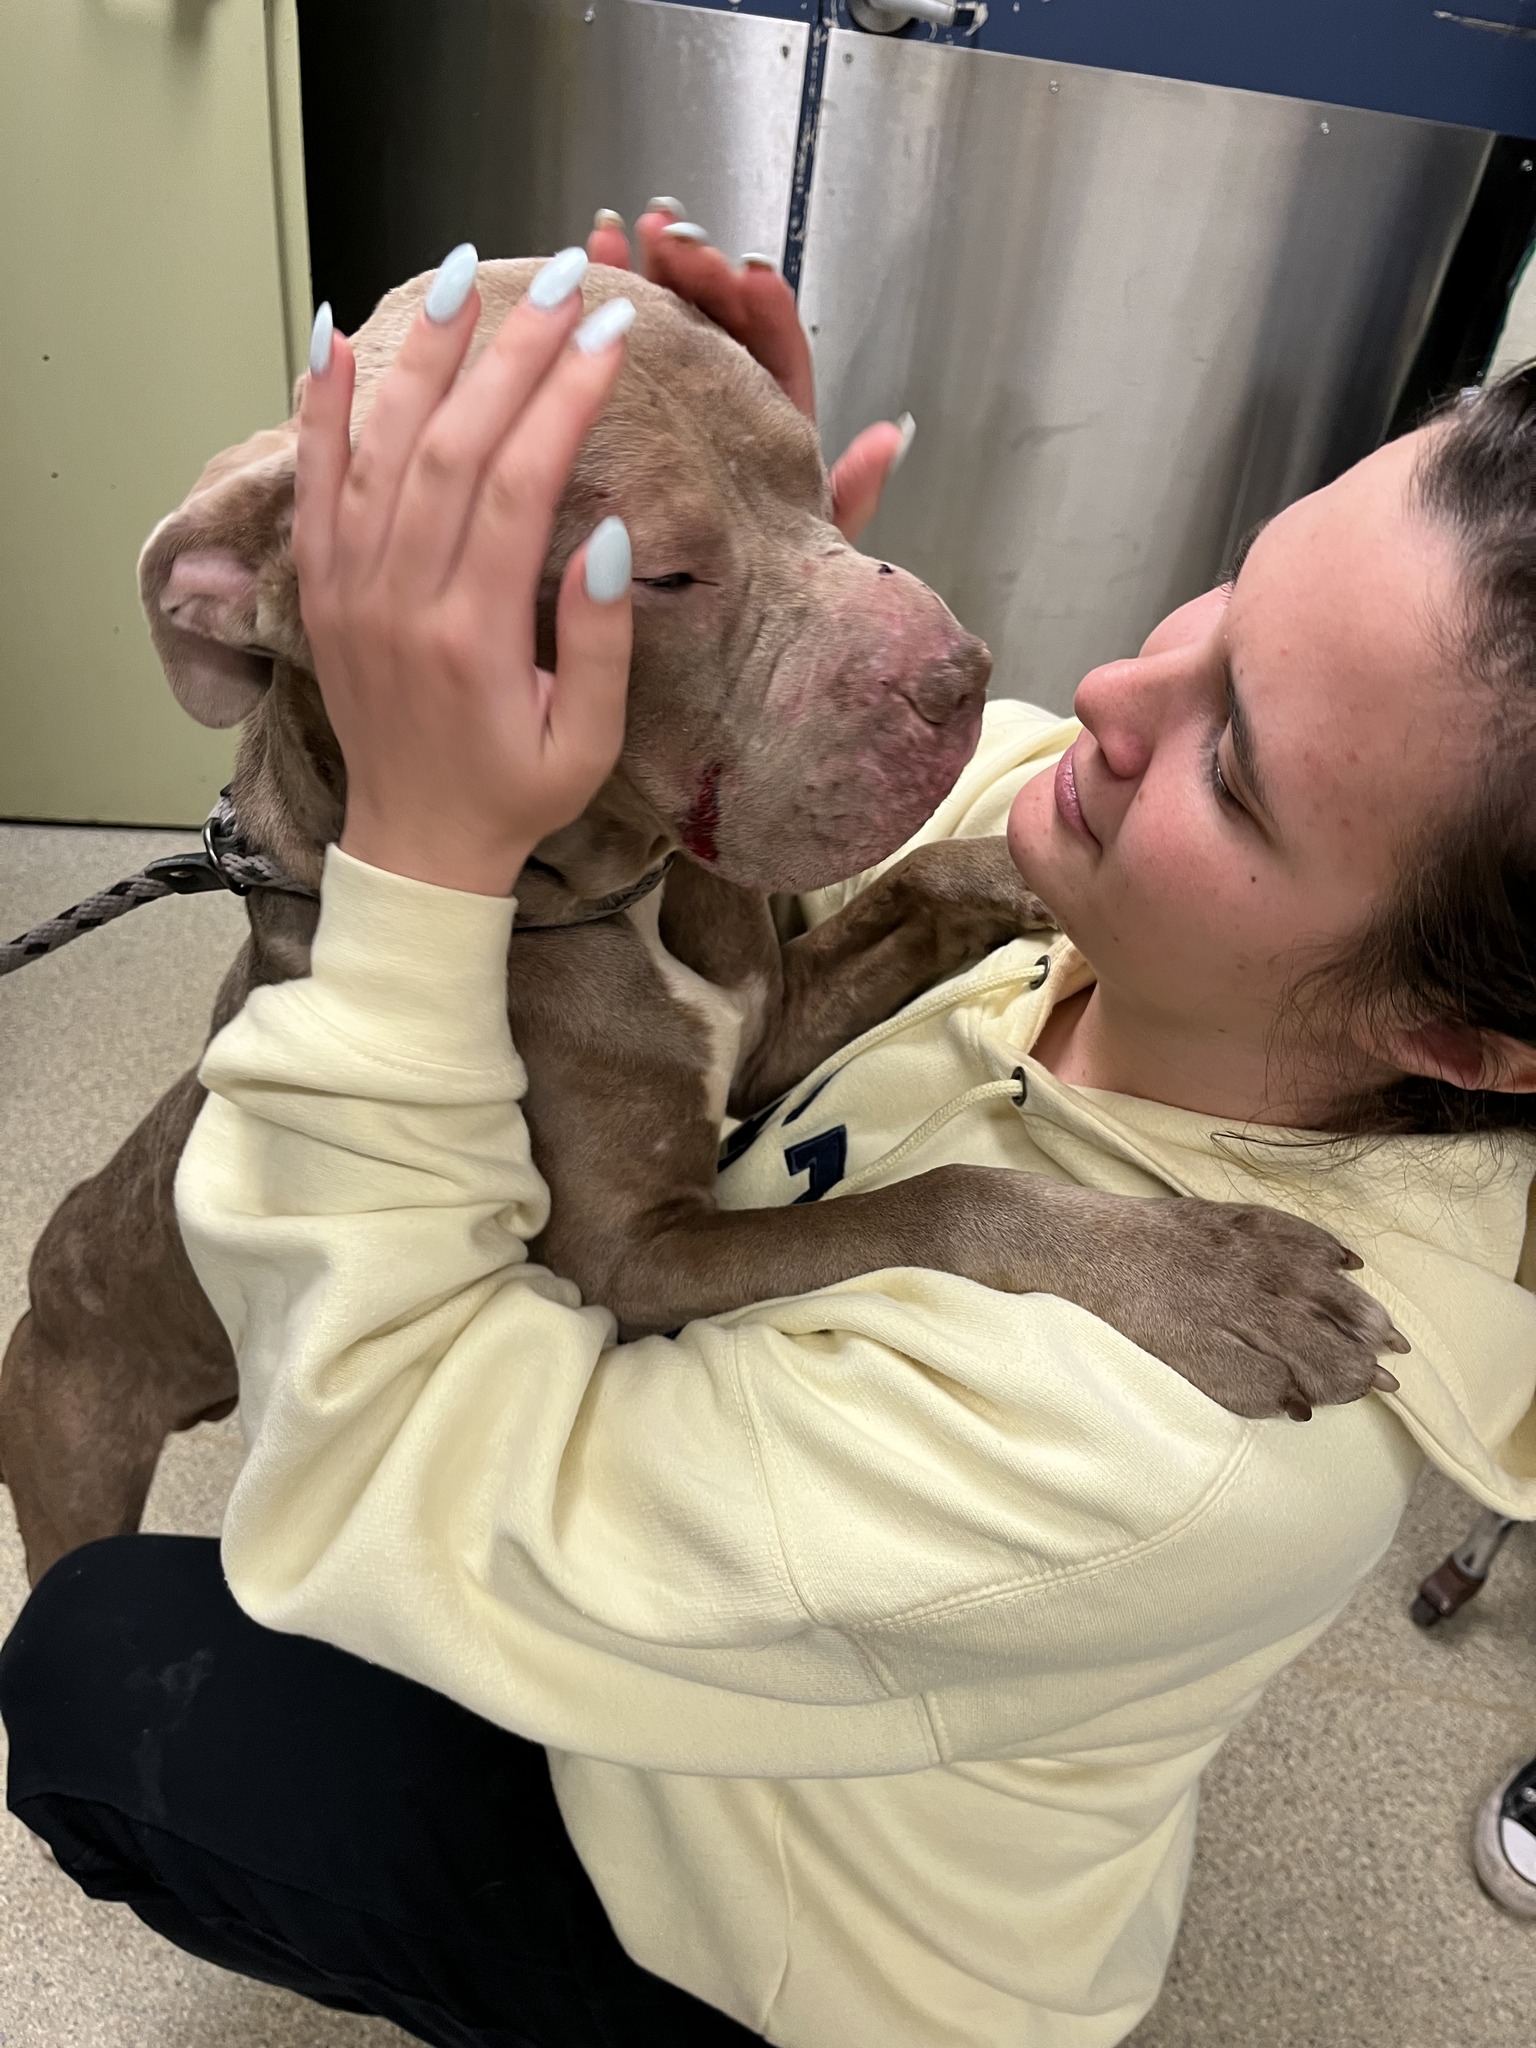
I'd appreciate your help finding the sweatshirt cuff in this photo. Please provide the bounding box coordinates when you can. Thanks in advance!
[306,843,518,1073]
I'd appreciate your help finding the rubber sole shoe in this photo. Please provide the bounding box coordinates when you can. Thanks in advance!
[1474,1753,1536,1918]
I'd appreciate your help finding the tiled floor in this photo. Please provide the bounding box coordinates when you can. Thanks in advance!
[2,824,1533,2046]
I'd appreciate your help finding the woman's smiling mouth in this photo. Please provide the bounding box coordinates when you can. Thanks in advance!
[1054,741,1100,848]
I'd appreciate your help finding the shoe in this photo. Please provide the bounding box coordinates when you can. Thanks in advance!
[1474,1753,1536,1918]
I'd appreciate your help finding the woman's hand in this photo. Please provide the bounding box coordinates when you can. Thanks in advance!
[292,247,634,899]
[587,203,912,544]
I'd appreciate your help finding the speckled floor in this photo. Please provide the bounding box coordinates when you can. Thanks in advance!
[1,823,1533,2047]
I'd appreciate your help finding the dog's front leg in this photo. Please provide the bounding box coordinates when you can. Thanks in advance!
[505,908,1396,1419]
[661,841,1052,1118]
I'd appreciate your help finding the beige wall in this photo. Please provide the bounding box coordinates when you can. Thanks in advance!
[0,0,309,827]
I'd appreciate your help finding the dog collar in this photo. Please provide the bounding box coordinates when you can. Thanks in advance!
[189,789,677,931]
[514,853,676,930]
[0,789,678,979]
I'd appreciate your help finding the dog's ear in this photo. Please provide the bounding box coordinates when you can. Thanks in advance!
[137,422,305,728]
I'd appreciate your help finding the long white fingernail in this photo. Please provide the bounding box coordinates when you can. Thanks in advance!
[528,246,589,311]
[585,517,632,603]
[892,411,916,472]
[574,297,636,354]
[739,251,779,273]
[645,195,684,216]
[308,301,333,376]
[424,242,479,323]
[661,221,709,245]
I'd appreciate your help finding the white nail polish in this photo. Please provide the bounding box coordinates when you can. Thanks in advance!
[585,516,632,603]
[892,412,917,471]
[593,207,626,232]
[661,221,709,245]
[308,301,333,376]
[574,297,636,354]
[528,246,589,311]
[645,195,684,216]
[739,252,780,272]
[424,242,479,323]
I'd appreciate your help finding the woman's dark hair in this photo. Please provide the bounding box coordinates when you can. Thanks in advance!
[1304,360,1536,1139]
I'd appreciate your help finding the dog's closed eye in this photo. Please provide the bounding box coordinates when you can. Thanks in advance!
[636,573,697,591]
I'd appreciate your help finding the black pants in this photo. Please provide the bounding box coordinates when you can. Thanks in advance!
[0,1535,761,2047]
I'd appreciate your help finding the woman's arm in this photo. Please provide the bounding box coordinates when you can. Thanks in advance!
[185,836,1427,1774]
[184,848,908,1774]
[188,832,1392,1777]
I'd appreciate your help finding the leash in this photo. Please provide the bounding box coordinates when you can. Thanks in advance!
[1,788,674,978]
[0,789,316,978]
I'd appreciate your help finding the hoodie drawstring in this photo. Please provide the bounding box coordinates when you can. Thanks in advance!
[833,1075,1027,1199]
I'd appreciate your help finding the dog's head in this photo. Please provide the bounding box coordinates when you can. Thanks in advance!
[139,262,990,893]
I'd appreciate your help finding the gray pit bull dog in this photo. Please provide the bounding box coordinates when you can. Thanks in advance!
[0,262,1399,1586]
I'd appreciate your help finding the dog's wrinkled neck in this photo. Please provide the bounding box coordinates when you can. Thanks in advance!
[520,768,678,924]
[232,662,344,890]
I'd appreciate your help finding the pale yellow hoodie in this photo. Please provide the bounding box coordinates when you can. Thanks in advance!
[178,701,1536,2048]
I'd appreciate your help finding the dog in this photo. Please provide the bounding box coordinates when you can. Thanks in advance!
[0,262,1396,1585]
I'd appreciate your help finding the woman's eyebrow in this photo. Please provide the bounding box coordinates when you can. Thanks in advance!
[1226,669,1275,828]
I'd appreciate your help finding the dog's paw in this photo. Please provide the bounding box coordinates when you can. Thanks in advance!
[1103,1199,1407,1420]
[881,837,1057,958]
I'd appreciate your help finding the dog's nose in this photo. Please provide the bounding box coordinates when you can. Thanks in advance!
[899,633,992,727]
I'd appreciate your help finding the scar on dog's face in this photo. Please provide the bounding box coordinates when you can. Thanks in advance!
[139,263,992,892]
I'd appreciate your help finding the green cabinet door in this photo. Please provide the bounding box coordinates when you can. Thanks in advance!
[0,0,309,825]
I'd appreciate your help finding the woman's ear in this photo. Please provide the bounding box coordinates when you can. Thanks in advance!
[136,422,304,728]
[1384,1021,1536,1095]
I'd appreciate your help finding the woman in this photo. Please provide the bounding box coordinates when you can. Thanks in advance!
[3,213,1535,2048]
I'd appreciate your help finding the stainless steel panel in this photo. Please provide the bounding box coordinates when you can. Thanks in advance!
[800,37,1490,709]
[498,0,806,258]
[323,0,806,289]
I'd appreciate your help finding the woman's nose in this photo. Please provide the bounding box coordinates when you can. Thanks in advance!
[1073,655,1157,783]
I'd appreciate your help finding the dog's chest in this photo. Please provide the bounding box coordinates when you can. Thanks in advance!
[625,893,766,1123]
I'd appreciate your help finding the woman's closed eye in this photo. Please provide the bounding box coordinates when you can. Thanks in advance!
[1208,729,1247,817]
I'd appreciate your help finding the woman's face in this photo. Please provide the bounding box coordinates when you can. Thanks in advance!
[1007,427,1480,1102]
